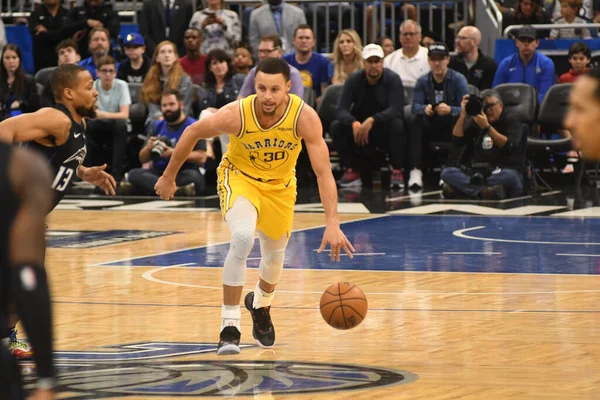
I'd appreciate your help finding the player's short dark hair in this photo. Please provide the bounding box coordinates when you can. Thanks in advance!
[56,38,79,55]
[50,64,88,101]
[260,34,282,49]
[255,58,290,82]
[294,24,313,37]
[568,42,591,59]
[161,88,182,102]
[96,55,116,70]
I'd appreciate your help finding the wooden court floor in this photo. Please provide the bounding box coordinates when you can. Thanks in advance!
[32,209,600,399]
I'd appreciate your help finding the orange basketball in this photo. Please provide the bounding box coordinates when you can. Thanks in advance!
[320,282,368,329]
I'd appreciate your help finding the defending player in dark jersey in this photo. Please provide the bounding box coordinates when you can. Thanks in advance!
[0,63,116,213]
[0,63,116,359]
[0,142,56,399]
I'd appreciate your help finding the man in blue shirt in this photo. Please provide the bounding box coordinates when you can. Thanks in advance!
[492,25,555,104]
[128,89,207,196]
[79,27,119,80]
[282,24,331,102]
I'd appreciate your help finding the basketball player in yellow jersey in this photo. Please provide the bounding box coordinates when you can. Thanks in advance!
[155,58,355,355]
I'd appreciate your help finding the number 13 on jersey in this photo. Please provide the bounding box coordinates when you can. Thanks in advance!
[51,165,74,192]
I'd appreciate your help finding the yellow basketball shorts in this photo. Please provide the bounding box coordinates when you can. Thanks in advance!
[217,161,297,240]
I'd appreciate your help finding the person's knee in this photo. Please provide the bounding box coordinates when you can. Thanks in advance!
[114,119,128,135]
[389,118,406,135]
[440,167,458,181]
[330,120,342,137]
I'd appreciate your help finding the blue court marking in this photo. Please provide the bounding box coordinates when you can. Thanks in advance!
[100,215,600,275]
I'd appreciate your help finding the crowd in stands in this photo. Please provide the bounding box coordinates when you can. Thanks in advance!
[0,0,597,200]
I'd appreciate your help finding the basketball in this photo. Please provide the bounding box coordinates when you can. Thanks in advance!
[320,282,368,329]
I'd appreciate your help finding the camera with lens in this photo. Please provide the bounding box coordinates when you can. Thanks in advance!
[465,95,483,116]
[469,162,492,186]
[150,136,172,161]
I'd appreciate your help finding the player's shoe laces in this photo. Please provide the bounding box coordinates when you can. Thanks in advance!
[245,292,275,348]
[217,326,241,355]
[5,329,32,359]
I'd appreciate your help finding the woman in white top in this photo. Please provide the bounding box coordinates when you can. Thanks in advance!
[330,29,363,85]
[189,0,242,57]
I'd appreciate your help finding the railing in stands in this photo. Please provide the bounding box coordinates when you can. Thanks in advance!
[503,23,600,37]
[1,0,470,52]
[475,0,501,56]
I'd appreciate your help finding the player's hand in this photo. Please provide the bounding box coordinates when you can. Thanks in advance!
[318,224,355,262]
[80,164,116,195]
[155,175,177,200]
[30,388,55,399]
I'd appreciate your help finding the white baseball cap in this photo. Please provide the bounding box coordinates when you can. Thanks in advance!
[362,44,385,60]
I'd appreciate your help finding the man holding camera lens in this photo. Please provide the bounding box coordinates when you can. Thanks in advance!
[440,89,525,200]
[127,89,207,196]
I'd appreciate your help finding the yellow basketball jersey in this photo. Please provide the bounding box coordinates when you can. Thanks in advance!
[223,94,304,182]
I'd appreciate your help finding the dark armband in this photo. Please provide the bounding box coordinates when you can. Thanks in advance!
[11,263,55,381]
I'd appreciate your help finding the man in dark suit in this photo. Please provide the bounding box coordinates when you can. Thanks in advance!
[139,0,194,57]
[29,0,101,72]
[67,0,120,60]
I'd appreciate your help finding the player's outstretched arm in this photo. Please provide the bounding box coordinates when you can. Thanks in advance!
[155,102,242,200]
[9,148,57,398]
[0,108,70,144]
[298,105,355,262]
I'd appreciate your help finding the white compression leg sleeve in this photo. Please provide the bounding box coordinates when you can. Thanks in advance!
[253,231,289,309]
[222,196,257,287]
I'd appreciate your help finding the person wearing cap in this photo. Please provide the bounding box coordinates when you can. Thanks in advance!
[117,33,151,84]
[412,41,469,186]
[492,25,555,104]
[332,43,407,190]
[450,26,498,91]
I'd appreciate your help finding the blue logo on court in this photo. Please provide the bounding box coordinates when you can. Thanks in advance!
[24,342,416,397]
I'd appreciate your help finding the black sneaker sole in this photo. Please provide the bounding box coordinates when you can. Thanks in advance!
[244,292,276,349]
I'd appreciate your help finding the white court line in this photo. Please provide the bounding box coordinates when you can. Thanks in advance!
[385,190,441,202]
[454,226,600,245]
[556,253,600,257]
[141,265,600,295]
[443,252,501,255]
[311,250,386,256]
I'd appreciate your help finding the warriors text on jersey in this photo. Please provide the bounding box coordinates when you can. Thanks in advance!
[223,94,304,182]
[27,103,87,211]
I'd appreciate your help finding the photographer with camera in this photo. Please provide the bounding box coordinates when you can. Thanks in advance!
[128,89,207,196]
[411,42,469,189]
[440,89,525,200]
